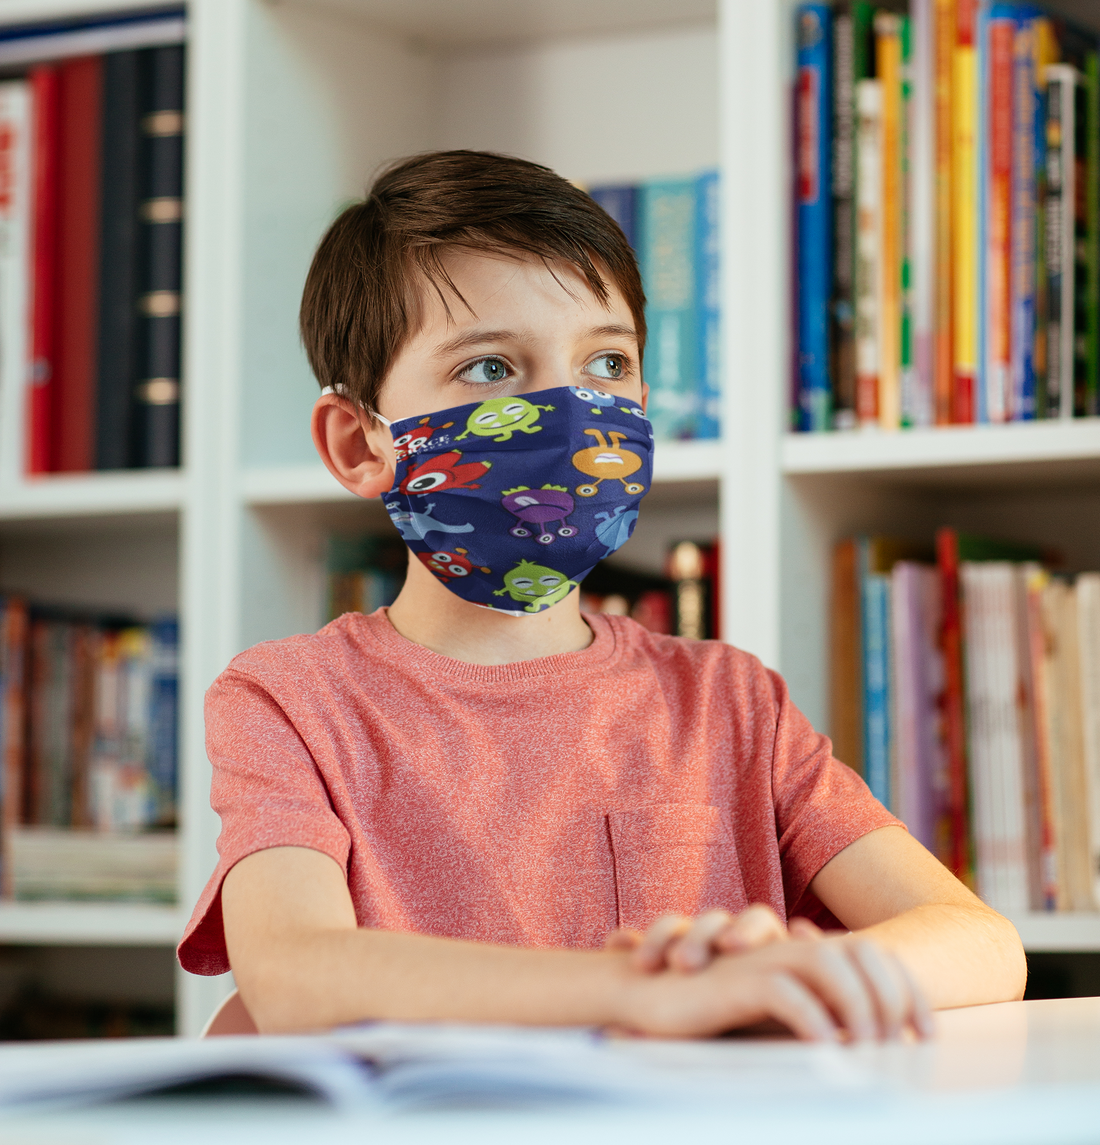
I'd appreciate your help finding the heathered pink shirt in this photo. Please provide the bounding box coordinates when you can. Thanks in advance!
[178,610,899,976]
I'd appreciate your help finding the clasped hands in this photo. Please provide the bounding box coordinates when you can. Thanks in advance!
[604,905,933,1043]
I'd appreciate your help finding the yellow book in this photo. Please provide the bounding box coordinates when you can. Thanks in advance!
[876,13,902,430]
[952,2,978,422]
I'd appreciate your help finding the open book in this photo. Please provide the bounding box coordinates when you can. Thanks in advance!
[0,1023,878,1113]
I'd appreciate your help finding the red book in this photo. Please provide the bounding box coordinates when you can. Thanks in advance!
[985,14,1014,424]
[936,527,972,885]
[0,598,28,896]
[26,66,58,475]
[52,56,103,473]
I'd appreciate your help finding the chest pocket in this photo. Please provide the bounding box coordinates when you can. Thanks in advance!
[607,804,747,931]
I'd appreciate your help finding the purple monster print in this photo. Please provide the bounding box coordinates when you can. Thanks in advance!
[500,485,578,545]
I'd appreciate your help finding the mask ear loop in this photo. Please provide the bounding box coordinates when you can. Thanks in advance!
[319,385,392,427]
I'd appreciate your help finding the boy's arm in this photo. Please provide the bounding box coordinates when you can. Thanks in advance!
[222,845,925,1039]
[809,825,1028,1008]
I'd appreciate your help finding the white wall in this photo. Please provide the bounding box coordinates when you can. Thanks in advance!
[435,22,719,184]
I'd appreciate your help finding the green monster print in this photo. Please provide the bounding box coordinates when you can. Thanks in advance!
[493,559,578,613]
[455,397,555,442]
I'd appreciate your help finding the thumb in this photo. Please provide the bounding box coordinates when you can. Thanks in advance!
[714,904,789,953]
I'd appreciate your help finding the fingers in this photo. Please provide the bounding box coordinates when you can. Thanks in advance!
[761,972,839,1042]
[787,916,825,942]
[632,914,693,971]
[848,941,934,1041]
[603,928,643,952]
[712,904,790,956]
[668,910,741,971]
[792,941,879,1043]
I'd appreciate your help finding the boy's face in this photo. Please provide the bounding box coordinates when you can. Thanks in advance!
[373,248,646,425]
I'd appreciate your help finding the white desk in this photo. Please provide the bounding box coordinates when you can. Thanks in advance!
[3,998,1099,1145]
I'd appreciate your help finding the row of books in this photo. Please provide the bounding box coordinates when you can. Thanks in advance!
[580,541,721,641]
[0,599,178,901]
[831,531,1100,915]
[0,9,186,474]
[324,531,722,640]
[795,2,1100,432]
[586,172,720,442]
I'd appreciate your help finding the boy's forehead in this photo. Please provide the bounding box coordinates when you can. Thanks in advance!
[412,247,632,339]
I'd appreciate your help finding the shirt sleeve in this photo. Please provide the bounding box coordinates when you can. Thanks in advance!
[177,669,352,976]
[767,667,904,924]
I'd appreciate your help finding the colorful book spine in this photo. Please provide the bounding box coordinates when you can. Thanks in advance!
[0,599,28,896]
[984,7,1014,424]
[952,0,979,424]
[1074,65,1091,416]
[1010,11,1038,422]
[910,2,936,428]
[796,5,832,433]
[694,169,720,441]
[936,527,973,884]
[1045,65,1077,419]
[1085,52,1100,417]
[830,538,863,775]
[26,66,59,474]
[133,45,185,468]
[587,184,638,250]
[830,2,860,431]
[876,13,902,430]
[861,540,892,808]
[0,81,31,489]
[934,0,955,425]
[1032,19,1057,418]
[96,50,142,471]
[53,55,103,473]
[855,78,883,427]
[147,617,178,827]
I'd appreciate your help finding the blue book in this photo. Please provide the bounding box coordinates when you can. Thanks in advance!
[1011,8,1042,420]
[588,184,638,250]
[639,176,698,440]
[694,169,721,440]
[796,5,833,432]
[147,617,178,826]
[860,542,892,810]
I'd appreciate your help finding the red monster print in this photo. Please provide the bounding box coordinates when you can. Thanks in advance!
[418,548,491,582]
[392,417,454,462]
[399,450,492,495]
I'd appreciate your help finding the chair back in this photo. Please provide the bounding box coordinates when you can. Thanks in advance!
[201,988,259,1036]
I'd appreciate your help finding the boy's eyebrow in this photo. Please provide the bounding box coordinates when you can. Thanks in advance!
[432,324,637,359]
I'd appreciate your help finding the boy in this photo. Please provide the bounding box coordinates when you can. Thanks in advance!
[178,151,1025,1039]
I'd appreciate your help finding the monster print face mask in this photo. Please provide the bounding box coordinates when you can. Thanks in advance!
[380,385,654,614]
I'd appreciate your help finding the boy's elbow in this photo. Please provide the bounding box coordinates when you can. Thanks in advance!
[979,905,1028,1003]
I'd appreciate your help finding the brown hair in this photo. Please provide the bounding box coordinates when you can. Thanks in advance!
[299,150,646,415]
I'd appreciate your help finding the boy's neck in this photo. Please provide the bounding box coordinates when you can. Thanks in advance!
[385,557,594,665]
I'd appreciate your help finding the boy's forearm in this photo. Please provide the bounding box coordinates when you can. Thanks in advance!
[240,926,635,1034]
[857,902,1027,1009]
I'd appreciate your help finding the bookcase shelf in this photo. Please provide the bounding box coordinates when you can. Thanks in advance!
[1011,914,1100,954]
[783,421,1100,487]
[0,470,186,521]
[0,902,184,946]
[4,0,1096,1039]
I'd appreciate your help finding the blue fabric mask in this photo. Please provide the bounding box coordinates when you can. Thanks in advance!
[382,385,654,614]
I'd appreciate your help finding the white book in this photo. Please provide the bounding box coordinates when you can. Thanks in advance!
[0,80,31,491]
[962,563,1029,914]
[1075,573,1100,908]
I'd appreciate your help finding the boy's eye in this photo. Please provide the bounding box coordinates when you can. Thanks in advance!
[586,354,626,380]
[460,357,511,385]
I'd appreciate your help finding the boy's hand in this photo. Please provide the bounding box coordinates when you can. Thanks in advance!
[613,928,932,1043]
[605,905,823,972]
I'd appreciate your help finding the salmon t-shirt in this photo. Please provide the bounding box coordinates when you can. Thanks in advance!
[178,610,900,976]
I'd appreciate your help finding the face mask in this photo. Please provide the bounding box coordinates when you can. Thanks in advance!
[378,385,654,614]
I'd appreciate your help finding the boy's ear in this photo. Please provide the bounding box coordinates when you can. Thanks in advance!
[311,394,395,499]
[640,381,649,415]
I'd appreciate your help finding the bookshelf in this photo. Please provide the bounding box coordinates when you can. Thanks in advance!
[1,0,1094,1039]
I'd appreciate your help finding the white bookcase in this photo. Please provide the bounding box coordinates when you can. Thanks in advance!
[0,0,1096,1038]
